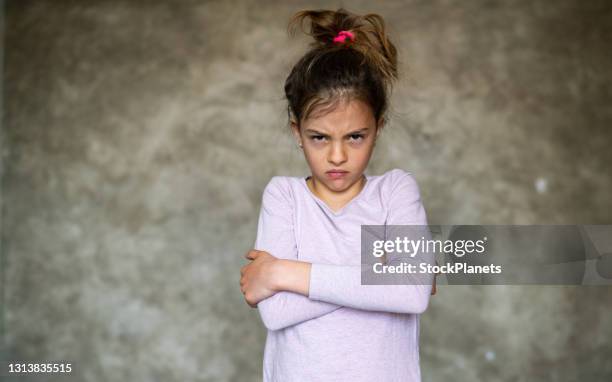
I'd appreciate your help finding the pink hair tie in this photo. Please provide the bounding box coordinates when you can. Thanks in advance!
[333,30,355,44]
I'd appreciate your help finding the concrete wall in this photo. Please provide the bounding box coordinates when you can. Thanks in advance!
[2,0,611,381]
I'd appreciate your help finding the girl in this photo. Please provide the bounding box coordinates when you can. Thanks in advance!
[240,8,436,382]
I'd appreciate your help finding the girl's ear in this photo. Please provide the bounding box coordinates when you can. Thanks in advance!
[290,120,303,147]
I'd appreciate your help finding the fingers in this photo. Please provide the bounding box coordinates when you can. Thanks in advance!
[241,251,261,308]
[242,290,257,308]
[245,249,260,260]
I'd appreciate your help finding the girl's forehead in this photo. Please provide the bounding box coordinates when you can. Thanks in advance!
[302,100,376,132]
[304,125,373,135]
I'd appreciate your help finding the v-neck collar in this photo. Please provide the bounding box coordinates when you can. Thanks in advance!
[301,174,371,216]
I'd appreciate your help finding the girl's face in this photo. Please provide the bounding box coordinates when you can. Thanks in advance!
[291,98,382,195]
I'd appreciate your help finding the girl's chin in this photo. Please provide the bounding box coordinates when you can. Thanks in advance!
[322,176,355,189]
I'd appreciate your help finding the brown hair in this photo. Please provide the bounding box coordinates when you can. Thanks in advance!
[284,8,399,130]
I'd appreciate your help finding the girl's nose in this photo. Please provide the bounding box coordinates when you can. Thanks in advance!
[328,142,347,165]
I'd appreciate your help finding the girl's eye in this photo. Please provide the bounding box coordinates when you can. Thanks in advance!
[309,134,364,142]
[349,134,364,142]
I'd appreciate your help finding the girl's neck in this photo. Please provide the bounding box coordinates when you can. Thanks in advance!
[306,174,367,210]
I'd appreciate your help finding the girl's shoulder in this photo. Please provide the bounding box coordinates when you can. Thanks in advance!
[368,168,417,190]
[262,168,417,199]
[378,168,415,183]
[365,168,420,202]
[263,175,302,194]
[259,175,303,207]
[386,168,419,188]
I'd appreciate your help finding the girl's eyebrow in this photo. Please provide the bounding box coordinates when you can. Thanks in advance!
[305,127,370,136]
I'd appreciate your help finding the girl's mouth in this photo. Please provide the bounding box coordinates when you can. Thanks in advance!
[326,170,348,179]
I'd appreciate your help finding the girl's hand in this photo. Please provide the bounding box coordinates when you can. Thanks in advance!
[240,250,279,308]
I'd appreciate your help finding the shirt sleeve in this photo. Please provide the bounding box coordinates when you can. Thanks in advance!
[254,177,342,331]
[308,170,435,314]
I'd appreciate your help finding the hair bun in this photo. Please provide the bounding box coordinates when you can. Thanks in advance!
[288,8,398,87]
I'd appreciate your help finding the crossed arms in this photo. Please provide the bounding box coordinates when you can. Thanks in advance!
[246,173,435,331]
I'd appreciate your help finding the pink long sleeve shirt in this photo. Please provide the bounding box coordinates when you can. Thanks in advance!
[254,168,433,382]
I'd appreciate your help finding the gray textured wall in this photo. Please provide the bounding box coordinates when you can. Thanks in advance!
[2,0,612,381]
